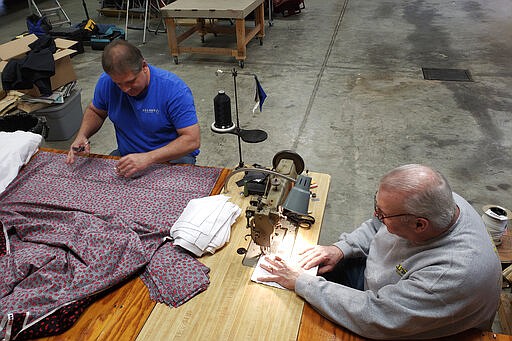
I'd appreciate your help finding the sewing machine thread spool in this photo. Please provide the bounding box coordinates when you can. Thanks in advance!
[212,90,235,132]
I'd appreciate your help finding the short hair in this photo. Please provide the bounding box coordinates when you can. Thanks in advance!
[101,40,144,75]
[379,164,457,231]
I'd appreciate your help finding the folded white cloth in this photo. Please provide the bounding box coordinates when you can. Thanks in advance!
[170,195,241,256]
[0,131,42,194]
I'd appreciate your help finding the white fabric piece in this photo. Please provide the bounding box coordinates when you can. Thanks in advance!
[0,131,43,194]
[171,195,241,256]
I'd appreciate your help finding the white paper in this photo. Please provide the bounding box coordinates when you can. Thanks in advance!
[251,255,318,290]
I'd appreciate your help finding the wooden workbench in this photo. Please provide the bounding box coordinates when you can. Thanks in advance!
[160,0,265,67]
[32,155,511,340]
[36,166,332,340]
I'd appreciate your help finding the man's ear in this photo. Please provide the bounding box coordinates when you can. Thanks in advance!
[415,217,429,232]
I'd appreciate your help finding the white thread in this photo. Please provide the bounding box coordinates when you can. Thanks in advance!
[482,212,508,245]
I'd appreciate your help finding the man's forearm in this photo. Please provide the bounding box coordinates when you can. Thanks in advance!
[76,105,107,140]
[143,124,200,164]
[146,134,199,164]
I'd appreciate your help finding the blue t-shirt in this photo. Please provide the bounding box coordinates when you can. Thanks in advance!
[92,65,199,157]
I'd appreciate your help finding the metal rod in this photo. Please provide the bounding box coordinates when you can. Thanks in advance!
[125,0,130,40]
[232,68,244,168]
[143,0,149,43]
[216,69,255,77]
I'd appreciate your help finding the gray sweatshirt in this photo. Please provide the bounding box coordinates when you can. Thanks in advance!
[295,193,502,339]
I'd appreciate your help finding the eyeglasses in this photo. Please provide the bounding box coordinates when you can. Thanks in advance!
[373,193,414,223]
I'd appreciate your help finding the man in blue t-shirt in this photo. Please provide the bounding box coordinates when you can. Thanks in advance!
[66,40,200,177]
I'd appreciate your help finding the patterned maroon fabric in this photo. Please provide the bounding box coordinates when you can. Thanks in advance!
[17,296,94,340]
[0,151,222,340]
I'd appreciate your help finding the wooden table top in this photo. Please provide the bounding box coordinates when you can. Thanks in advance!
[32,153,510,340]
[35,160,331,340]
[160,0,264,19]
[136,171,331,340]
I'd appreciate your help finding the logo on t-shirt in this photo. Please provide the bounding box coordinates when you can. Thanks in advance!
[395,263,408,277]
[142,108,160,114]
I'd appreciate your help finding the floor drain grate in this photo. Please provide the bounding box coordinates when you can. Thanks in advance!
[422,68,473,82]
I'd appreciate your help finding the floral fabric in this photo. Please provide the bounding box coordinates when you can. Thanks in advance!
[0,151,222,340]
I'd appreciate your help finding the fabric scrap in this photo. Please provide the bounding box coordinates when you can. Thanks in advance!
[0,151,222,340]
[170,195,241,256]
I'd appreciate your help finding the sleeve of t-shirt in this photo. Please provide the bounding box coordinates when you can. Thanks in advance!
[167,85,198,129]
[92,73,109,112]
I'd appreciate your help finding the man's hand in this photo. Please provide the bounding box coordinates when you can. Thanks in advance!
[257,255,304,290]
[115,153,153,178]
[66,138,91,164]
[65,103,107,165]
[298,245,344,275]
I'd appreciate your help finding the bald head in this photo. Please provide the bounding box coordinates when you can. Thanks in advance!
[380,164,443,193]
[102,40,144,76]
[379,164,457,230]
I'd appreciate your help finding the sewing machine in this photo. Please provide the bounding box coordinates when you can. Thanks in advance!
[224,150,314,266]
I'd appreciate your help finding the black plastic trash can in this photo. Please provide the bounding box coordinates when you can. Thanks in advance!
[0,112,49,138]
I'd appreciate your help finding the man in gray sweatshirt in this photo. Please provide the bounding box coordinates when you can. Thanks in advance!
[258,164,502,339]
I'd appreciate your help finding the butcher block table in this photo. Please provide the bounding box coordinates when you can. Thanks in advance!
[159,0,265,67]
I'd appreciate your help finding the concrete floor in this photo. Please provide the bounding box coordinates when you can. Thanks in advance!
[1,0,512,246]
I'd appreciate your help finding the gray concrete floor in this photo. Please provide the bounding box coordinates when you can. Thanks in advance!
[1,0,511,334]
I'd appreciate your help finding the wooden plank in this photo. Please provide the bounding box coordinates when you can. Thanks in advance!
[178,46,236,56]
[91,278,154,340]
[235,19,246,59]
[298,302,512,340]
[177,24,199,44]
[211,168,232,195]
[244,25,262,45]
[298,303,354,341]
[498,230,512,265]
[136,172,331,340]
[35,277,155,341]
[165,18,180,56]
[499,292,512,335]
[160,0,263,19]
[255,1,265,39]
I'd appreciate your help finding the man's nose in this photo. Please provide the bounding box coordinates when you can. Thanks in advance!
[118,83,131,93]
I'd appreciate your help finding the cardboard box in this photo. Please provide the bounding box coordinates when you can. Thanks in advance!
[0,34,77,97]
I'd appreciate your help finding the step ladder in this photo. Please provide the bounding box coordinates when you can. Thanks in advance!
[28,0,72,27]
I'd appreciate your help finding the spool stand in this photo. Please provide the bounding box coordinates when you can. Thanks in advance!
[212,68,267,169]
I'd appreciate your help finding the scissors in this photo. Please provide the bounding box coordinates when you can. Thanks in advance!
[72,141,90,152]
